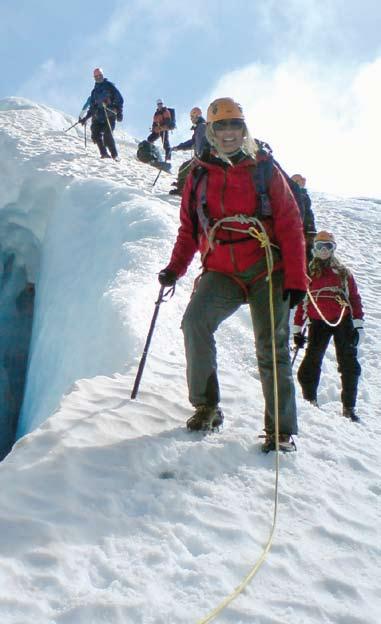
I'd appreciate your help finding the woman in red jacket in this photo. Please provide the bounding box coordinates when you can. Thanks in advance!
[293,231,364,421]
[159,97,307,451]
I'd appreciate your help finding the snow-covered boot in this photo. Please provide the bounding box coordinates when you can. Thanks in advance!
[261,432,296,453]
[186,405,224,432]
[342,407,360,422]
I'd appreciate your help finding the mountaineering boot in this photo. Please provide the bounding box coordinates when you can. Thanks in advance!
[342,407,360,422]
[100,153,111,159]
[169,188,181,196]
[261,432,296,453]
[309,399,319,408]
[186,405,224,432]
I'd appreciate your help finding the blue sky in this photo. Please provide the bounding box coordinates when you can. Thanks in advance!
[2,0,381,196]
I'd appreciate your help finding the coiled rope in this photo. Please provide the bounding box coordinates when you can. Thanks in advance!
[307,287,348,327]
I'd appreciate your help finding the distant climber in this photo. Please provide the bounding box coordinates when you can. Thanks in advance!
[147,99,175,162]
[169,107,208,196]
[290,174,316,263]
[79,68,124,160]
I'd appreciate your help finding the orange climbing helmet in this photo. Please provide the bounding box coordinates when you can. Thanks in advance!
[314,231,336,244]
[206,97,245,123]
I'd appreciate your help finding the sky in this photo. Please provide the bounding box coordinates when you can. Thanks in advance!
[1,0,381,196]
[0,97,380,624]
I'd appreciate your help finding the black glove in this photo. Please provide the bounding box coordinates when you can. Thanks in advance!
[283,289,306,309]
[294,333,306,349]
[116,111,123,122]
[79,117,86,126]
[352,329,359,346]
[158,268,177,287]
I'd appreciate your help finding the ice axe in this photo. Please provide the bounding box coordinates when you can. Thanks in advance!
[131,285,174,399]
[291,326,307,367]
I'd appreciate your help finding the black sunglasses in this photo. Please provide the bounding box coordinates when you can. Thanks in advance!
[213,119,245,131]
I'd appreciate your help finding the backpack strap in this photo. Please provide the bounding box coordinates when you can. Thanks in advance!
[190,165,209,241]
[167,107,176,130]
[190,156,274,241]
[251,156,273,219]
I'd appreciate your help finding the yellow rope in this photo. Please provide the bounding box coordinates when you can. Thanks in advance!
[196,220,281,624]
[307,288,347,327]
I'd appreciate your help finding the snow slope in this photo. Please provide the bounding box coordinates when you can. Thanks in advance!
[0,97,380,624]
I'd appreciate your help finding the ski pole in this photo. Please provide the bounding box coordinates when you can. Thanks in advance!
[131,285,174,399]
[64,119,82,133]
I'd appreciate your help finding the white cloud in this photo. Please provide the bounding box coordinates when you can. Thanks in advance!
[206,56,381,197]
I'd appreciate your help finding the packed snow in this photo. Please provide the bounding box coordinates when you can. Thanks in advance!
[0,97,379,624]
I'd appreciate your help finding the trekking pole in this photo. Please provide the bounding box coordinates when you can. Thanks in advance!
[84,121,87,149]
[102,103,114,135]
[152,168,162,187]
[152,132,168,187]
[64,119,81,133]
[103,105,117,116]
[131,285,174,399]
[291,326,307,367]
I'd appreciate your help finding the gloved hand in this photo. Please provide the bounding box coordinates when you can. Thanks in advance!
[79,117,86,126]
[171,146,178,152]
[352,328,364,347]
[283,289,306,309]
[352,319,364,347]
[158,268,177,287]
[116,111,123,122]
[294,333,306,349]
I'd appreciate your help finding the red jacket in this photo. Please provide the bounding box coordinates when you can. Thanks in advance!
[294,265,363,327]
[152,107,172,133]
[167,156,308,291]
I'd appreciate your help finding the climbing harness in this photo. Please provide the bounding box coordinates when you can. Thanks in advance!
[307,286,349,327]
[196,219,284,624]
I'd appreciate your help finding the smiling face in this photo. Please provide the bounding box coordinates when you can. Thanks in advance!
[212,119,245,154]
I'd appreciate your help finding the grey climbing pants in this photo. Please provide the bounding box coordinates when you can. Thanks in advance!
[181,268,297,434]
